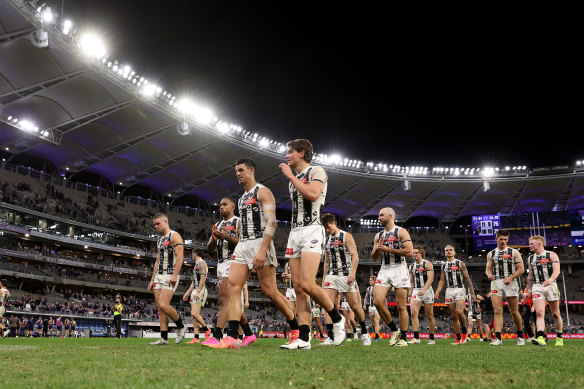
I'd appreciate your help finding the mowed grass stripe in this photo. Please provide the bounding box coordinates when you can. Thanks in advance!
[2,338,582,388]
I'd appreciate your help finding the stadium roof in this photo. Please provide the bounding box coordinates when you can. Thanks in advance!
[1,0,584,223]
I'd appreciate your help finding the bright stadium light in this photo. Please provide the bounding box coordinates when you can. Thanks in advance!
[79,33,107,58]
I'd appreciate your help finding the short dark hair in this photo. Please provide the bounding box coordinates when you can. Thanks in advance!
[235,158,255,169]
[496,230,510,238]
[222,197,237,207]
[194,248,207,258]
[322,213,336,226]
[286,139,313,163]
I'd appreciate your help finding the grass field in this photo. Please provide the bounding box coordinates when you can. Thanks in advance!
[1,337,583,388]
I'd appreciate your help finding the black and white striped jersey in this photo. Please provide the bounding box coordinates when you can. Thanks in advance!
[289,165,327,228]
[490,247,521,279]
[214,216,240,262]
[377,226,408,267]
[529,251,556,284]
[157,230,179,275]
[410,260,431,289]
[443,259,465,289]
[325,230,352,276]
[238,183,266,241]
[192,259,207,289]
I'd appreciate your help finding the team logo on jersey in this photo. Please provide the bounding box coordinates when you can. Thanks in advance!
[245,198,257,205]
[232,255,237,260]
[417,267,426,272]
[376,280,382,284]
[301,177,307,184]
[532,293,541,298]
[285,248,294,255]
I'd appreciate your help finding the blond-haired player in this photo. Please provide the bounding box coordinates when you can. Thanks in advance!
[526,235,563,347]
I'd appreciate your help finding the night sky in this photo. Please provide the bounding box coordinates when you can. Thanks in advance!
[56,1,579,168]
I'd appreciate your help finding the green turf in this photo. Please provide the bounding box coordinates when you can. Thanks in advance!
[1,337,582,388]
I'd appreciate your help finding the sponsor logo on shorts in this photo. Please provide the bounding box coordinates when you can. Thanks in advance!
[533,293,541,298]
[323,282,331,287]
[311,239,319,244]
[445,298,453,303]
[285,248,294,255]
[402,278,408,282]
[376,280,382,284]
[491,290,498,294]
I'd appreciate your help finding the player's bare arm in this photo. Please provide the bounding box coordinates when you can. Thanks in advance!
[420,261,434,295]
[434,268,445,299]
[460,262,477,301]
[543,252,561,286]
[279,163,325,202]
[505,250,524,285]
[170,232,184,285]
[252,186,277,270]
[485,251,495,281]
[345,233,359,284]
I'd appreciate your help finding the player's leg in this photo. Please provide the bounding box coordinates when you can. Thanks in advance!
[548,300,563,346]
[323,287,338,342]
[345,291,370,345]
[187,302,202,343]
[423,303,436,344]
[395,288,409,345]
[507,296,524,344]
[151,289,168,345]
[222,262,249,346]
[455,299,467,343]
[533,298,547,345]
[289,253,344,346]
[409,298,422,343]
[448,300,460,343]
[212,276,230,342]
[491,294,504,343]
[258,265,294,322]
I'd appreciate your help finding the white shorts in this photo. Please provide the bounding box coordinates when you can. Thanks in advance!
[286,288,297,302]
[468,310,482,321]
[312,308,322,318]
[232,239,277,269]
[285,224,325,258]
[323,274,357,293]
[368,306,378,316]
[0,306,4,317]
[532,283,560,302]
[411,288,434,305]
[376,266,410,289]
[490,279,519,299]
[217,260,231,279]
[445,287,466,304]
[339,299,350,311]
[153,274,179,292]
[190,287,208,307]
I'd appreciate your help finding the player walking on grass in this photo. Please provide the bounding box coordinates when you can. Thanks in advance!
[485,230,525,346]
[280,139,346,349]
[203,197,251,346]
[282,261,297,316]
[363,276,381,342]
[435,245,477,345]
[371,207,413,347]
[0,280,11,338]
[183,249,211,344]
[148,213,186,345]
[210,158,298,349]
[407,246,435,345]
[321,213,371,346]
[526,235,563,347]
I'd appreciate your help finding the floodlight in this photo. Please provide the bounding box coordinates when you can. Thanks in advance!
[79,33,107,58]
